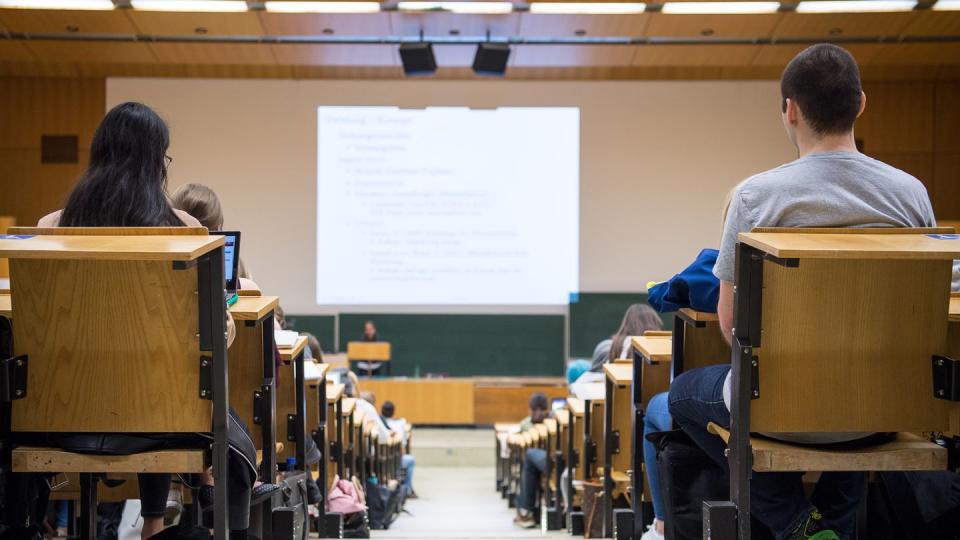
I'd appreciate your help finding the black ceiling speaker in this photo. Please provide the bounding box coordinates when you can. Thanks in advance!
[399,43,437,76]
[472,42,510,77]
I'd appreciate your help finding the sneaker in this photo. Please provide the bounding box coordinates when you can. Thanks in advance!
[640,523,665,540]
[513,509,537,529]
[784,508,840,540]
[55,528,68,538]
[164,487,183,526]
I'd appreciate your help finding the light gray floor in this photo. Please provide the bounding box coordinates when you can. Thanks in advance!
[367,428,564,539]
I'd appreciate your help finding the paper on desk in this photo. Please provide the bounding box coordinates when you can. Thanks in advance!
[303,360,325,381]
[570,381,605,401]
[0,278,8,289]
[275,329,299,348]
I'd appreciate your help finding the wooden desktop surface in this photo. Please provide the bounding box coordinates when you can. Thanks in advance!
[229,296,279,321]
[950,293,960,323]
[0,293,10,319]
[632,336,673,362]
[341,397,357,416]
[326,383,345,404]
[567,397,585,417]
[278,336,308,361]
[739,232,960,260]
[0,235,223,260]
[604,363,633,385]
[678,308,718,322]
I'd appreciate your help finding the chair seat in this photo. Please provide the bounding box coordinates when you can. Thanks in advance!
[707,423,946,472]
[13,447,206,474]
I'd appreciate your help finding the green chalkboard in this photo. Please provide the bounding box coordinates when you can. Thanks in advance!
[568,293,672,358]
[284,315,336,354]
[337,313,564,377]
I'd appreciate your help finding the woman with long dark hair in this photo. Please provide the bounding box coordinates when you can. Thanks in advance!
[37,103,258,540]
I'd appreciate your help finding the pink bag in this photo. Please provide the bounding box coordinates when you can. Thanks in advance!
[326,475,367,514]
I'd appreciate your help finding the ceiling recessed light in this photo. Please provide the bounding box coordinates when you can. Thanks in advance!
[528,2,646,14]
[130,0,248,12]
[661,1,780,14]
[264,1,381,13]
[795,0,917,13]
[0,0,114,9]
[398,2,514,14]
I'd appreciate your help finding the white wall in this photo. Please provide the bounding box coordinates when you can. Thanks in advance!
[107,78,796,314]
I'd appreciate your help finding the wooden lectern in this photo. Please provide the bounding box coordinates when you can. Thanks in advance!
[347,341,392,378]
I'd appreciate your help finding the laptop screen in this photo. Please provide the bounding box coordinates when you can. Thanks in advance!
[212,231,241,293]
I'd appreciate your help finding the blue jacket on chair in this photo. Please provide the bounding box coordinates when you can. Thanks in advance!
[647,249,720,313]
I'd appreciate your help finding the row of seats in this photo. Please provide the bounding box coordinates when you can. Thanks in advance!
[0,227,408,540]
[497,228,960,540]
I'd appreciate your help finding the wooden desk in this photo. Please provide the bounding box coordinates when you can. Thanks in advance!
[739,231,960,260]
[0,293,10,320]
[950,293,960,323]
[631,336,672,363]
[278,336,308,362]
[347,341,391,377]
[603,363,633,536]
[227,293,280,523]
[0,234,223,261]
[0,216,14,280]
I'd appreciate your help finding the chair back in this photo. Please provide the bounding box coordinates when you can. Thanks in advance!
[742,228,958,433]
[2,230,222,433]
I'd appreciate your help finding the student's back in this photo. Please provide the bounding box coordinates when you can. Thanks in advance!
[715,151,934,283]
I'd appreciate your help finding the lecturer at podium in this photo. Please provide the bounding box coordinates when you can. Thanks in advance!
[355,320,384,374]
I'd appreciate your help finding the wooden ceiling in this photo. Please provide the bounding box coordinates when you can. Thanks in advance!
[1,4,959,79]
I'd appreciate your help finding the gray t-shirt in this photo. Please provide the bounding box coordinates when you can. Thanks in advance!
[715,150,935,444]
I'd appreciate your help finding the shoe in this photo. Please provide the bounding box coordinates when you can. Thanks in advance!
[55,528,68,538]
[406,490,419,500]
[512,510,537,529]
[784,508,839,540]
[640,523,665,540]
[249,483,281,506]
[164,487,183,526]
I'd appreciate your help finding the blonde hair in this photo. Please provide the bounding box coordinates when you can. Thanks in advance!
[170,183,224,231]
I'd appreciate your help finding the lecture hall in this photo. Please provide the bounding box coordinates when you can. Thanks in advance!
[0,1,959,540]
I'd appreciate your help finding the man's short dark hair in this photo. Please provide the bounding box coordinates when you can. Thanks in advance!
[529,392,549,411]
[381,401,395,419]
[781,43,862,136]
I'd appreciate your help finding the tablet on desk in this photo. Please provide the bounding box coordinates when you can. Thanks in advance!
[211,230,241,303]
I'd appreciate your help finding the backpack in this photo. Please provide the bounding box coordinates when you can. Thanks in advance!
[654,430,772,540]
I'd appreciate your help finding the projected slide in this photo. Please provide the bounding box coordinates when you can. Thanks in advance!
[316,106,579,306]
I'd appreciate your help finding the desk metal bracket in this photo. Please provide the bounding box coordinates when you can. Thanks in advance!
[611,430,621,455]
[749,353,760,400]
[585,439,597,465]
[253,386,269,425]
[763,254,799,268]
[199,355,213,400]
[286,414,298,442]
[0,355,27,402]
[932,355,960,401]
[330,439,341,462]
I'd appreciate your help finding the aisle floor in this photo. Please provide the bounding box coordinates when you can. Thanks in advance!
[373,466,565,539]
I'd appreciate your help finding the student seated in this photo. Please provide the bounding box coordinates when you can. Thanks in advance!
[512,392,552,529]
[668,44,936,540]
[33,102,260,540]
[381,401,416,499]
[606,303,663,365]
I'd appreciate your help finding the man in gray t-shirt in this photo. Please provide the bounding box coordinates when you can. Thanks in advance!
[668,44,936,540]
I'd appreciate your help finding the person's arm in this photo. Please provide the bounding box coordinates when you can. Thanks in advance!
[718,280,734,345]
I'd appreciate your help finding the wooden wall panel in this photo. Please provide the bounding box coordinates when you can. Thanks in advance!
[0,78,103,226]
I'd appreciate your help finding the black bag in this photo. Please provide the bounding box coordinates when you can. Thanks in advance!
[342,511,371,539]
[654,430,772,540]
[865,471,960,540]
[365,481,402,530]
[259,472,309,540]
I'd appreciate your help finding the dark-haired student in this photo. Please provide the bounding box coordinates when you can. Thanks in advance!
[513,392,552,529]
[381,401,417,499]
[355,320,385,374]
[36,102,260,540]
[668,44,936,540]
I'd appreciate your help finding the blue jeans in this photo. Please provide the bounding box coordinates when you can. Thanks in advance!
[402,454,416,494]
[519,448,547,511]
[644,392,672,521]
[668,365,865,540]
[55,500,69,529]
